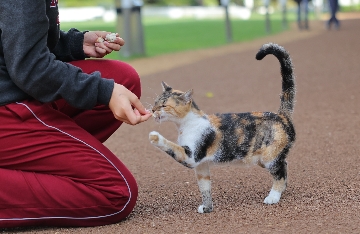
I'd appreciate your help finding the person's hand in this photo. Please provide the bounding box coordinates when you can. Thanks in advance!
[83,31,125,58]
[109,83,152,125]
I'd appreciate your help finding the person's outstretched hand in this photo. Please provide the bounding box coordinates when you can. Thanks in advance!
[83,31,125,58]
[109,84,152,125]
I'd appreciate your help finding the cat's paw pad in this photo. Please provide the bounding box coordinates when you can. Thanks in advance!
[197,205,213,213]
[263,190,281,204]
[149,131,161,144]
[149,131,163,145]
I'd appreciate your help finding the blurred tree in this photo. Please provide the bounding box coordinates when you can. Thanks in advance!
[232,0,245,6]
[60,0,113,7]
[60,0,220,6]
[144,0,165,5]
[191,0,204,6]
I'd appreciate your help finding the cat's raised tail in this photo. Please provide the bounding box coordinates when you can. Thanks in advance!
[256,43,295,117]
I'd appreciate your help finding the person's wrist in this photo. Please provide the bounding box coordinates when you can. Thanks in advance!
[98,79,115,105]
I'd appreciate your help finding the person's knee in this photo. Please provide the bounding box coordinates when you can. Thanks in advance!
[106,60,142,98]
[110,172,138,219]
[82,158,139,226]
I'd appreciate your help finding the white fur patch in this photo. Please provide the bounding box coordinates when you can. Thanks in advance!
[149,131,164,146]
[263,189,281,204]
[197,179,211,191]
[178,112,212,153]
[198,205,205,213]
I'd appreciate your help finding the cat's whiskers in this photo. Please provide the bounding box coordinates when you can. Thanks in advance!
[146,87,160,105]
[144,102,153,112]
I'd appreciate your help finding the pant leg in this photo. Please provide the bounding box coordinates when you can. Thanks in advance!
[0,59,142,228]
[303,0,309,29]
[328,0,339,25]
[53,59,142,143]
[297,2,302,28]
[0,100,137,228]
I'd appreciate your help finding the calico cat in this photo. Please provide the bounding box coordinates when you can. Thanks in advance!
[149,43,296,213]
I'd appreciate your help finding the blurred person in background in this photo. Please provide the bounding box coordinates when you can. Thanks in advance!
[0,0,152,229]
[294,0,310,30]
[327,0,340,29]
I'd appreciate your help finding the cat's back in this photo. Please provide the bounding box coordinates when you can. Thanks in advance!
[206,111,295,162]
[209,111,293,132]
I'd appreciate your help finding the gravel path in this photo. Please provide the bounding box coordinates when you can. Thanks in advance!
[4,13,360,234]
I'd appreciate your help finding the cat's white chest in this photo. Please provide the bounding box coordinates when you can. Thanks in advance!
[177,114,211,151]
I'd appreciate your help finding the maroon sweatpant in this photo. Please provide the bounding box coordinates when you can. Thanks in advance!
[0,59,141,228]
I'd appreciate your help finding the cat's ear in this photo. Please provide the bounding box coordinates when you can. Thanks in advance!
[179,89,193,104]
[161,81,173,92]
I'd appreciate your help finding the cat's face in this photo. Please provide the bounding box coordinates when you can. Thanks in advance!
[152,82,193,123]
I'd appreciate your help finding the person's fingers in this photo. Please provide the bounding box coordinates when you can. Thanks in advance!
[97,32,123,43]
[133,108,152,122]
[95,42,112,54]
[119,108,152,125]
[97,31,112,38]
[134,108,141,116]
[109,84,152,125]
[139,112,153,122]
[118,99,143,125]
[115,37,125,46]
[116,84,149,115]
[118,115,151,125]
[115,95,141,125]
[95,46,107,55]
[104,41,121,51]
[110,37,125,46]
[129,96,149,115]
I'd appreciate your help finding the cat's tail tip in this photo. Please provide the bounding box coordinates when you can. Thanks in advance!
[255,43,289,61]
[255,43,295,117]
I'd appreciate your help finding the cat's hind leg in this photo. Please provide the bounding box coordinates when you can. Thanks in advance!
[264,159,287,204]
[195,162,213,213]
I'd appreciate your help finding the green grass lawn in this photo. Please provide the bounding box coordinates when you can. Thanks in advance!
[60,12,301,60]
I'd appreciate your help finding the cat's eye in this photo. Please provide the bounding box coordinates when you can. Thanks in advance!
[152,105,166,112]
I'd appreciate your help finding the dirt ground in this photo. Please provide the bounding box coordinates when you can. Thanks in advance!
[4,13,360,234]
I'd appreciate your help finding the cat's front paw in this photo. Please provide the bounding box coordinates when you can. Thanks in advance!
[149,131,162,145]
[263,190,281,204]
[197,205,213,214]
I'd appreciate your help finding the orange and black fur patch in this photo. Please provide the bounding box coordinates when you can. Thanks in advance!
[149,43,296,213]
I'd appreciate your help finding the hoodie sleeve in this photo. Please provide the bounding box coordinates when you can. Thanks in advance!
[50,29,88,62]
[0,1,114,109]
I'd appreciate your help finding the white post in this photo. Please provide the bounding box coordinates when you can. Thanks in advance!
[115,0,132,57]
[221,0,232,43]
[116,0,145,57]
[133,0,145,56]
[264,0,271,34]
[280,0,287,29]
